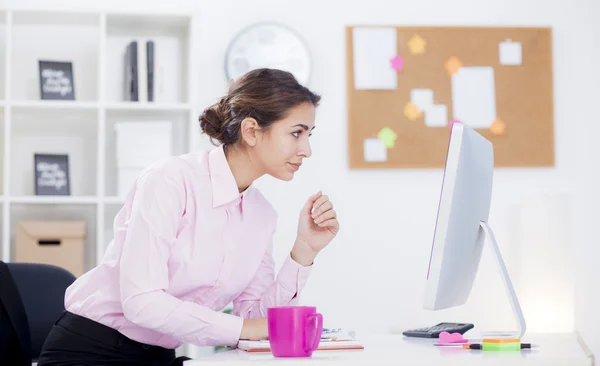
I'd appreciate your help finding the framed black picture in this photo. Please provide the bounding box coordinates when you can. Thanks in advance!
[38,60,75,100]
[34,153,70,196]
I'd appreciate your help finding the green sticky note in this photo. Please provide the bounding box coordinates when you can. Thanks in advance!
[377,127,397,148]
[483,342,520,351]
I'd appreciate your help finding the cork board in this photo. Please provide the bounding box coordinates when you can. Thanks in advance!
[346,26,554,169]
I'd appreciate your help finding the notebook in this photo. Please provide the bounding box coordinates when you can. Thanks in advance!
[237,339,364,353]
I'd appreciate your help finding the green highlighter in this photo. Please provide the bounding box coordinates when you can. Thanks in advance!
[466,343,533,350]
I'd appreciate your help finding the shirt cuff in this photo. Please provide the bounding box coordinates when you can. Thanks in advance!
[276,254,313,294]
[213,310,244,347]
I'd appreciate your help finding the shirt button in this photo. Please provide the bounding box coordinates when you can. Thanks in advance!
[217,281,224,288]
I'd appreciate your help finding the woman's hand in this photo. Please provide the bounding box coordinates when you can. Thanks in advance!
[240,318,268,341]
[292,191,339,266]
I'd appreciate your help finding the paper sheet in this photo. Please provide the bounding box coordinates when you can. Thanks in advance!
[410,89,434,112]
[451,66,497,129]
[364,138,387,162]
[352,27,398,90]
[499,39,522,65]
[425,104,448,127]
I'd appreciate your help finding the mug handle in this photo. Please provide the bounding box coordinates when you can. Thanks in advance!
[304,313,323,352]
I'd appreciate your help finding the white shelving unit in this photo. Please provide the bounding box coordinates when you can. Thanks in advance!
[0,8,207,270]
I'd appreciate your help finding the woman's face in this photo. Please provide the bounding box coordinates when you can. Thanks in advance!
[254,102,316,181]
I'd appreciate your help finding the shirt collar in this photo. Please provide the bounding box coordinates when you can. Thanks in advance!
[208,145,242,208]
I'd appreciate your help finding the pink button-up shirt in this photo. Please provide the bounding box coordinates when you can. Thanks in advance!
[64,145,312,349]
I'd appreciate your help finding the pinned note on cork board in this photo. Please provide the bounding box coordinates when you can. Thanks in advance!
[346,26,554,169]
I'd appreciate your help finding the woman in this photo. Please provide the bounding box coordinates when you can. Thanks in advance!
[37,68,339,366]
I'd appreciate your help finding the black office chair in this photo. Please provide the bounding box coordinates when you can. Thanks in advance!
[1,262,76,363]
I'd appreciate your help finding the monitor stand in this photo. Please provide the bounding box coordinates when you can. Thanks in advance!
[478,221,527,339]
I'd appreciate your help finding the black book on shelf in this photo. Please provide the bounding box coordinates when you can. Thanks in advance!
[124,41,138,102]
[147,40,155,102]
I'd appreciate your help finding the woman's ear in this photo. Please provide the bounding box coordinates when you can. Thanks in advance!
[240,117,260,146]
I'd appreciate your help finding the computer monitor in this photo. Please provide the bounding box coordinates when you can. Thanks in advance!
[423,122,526,339]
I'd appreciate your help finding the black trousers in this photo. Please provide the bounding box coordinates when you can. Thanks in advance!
[37,311,191,366]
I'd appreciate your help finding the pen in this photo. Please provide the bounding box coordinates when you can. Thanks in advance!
[464,343,536,350]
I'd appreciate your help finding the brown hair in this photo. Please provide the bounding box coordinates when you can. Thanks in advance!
[199,68,321,146]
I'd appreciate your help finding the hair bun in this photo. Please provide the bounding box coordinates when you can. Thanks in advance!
[198,68,321,147]
[199,102,229,145]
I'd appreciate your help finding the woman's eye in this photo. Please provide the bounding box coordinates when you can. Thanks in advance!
[292,131,301,137]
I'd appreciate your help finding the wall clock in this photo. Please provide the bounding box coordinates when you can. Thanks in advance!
[224,22,312,85]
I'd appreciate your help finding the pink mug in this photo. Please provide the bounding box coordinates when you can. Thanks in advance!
[267,306,323,357]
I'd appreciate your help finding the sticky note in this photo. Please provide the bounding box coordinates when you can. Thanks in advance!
[352,27,398,90]
[499,39,522,65]
[404,102,422,121]
[364,138,387,162]
[425,104,448,127]
[389,55,404,72]
[377,127,397,148]
[407,34,426,55]
[410,89,434,112]
[490,118,506,135]
[451,66,497,129]
[438,332,468,344]
[444,56,463,76]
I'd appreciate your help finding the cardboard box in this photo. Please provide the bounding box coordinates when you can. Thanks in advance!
[15,221,86,277]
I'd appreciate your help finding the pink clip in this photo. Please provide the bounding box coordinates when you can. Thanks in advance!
[437,331,468,344]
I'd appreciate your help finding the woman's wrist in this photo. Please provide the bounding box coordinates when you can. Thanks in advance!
[240,318,268,341]
[291,239,318,267]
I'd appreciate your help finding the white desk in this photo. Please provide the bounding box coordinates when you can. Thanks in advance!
[185,333,594,366]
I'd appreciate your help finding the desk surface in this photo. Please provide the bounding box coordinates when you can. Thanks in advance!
[185,332,594,366]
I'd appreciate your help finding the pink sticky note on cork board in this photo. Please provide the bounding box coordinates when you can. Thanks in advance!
[389,55,404,72]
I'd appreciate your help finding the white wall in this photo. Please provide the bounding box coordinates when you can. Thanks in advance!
[5,0,600,357]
